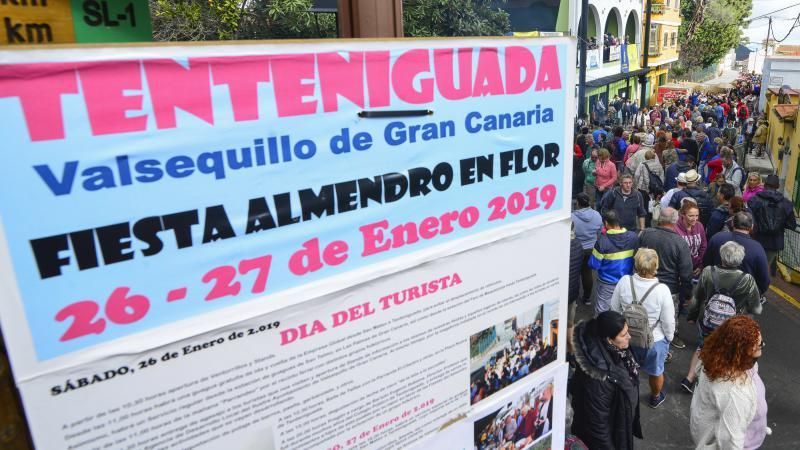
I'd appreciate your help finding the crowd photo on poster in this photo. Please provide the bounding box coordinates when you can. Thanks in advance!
[470,301,558,405]
[473,376,556,450]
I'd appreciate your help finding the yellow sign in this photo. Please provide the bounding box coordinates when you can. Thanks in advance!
[627,44,640,71]
[0,0,75,45]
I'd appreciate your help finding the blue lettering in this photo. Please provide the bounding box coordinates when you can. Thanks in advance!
[134,160,163,183]
[165,156,195,178]
[34,162,78,196]
[465,112,482,133]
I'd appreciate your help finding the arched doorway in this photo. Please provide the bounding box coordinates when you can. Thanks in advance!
[587,4,601,45]
[605,8,621,39]
[625,11,639,45]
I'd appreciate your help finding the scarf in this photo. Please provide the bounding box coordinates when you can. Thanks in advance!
[604,340,639,383]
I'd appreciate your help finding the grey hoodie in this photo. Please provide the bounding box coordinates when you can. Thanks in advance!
[572,208,603,249]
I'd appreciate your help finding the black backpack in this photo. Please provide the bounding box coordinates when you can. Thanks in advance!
[643,164,664,195]
[731,166,747,191]
[683,187,714,225]
[755,196,787,235]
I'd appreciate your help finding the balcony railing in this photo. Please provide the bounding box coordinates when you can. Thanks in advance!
[650,4,665,14]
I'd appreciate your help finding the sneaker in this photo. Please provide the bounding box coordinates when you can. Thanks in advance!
[649,391,667,408]
[681,378,695,394]
[671,336,686,349]
[582,297,592,306]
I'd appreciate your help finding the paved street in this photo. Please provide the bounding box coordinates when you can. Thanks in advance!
[575,277,800,449]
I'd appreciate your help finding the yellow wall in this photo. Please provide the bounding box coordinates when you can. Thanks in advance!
[643,0,681,66]
[765,92,800,208]
[641,0,681,105]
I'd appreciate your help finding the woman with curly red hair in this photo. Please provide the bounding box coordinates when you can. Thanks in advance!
[690,316,770,449]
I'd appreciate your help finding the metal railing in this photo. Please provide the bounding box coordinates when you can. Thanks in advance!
[779,225,800,275]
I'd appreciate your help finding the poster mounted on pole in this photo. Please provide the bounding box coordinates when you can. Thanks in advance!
[0,36,575,449]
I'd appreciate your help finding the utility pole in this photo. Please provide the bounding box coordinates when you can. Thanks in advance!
[640,0,653,108]
[577,0,589,118]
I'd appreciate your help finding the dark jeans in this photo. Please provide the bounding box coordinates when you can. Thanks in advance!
[581,248,594,301]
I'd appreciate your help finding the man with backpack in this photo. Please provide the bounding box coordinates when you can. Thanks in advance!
[669,169,714,225]
[748,174,798,275]
[721,154,744,195]
[638,207,693,349]
[704,212,771,296]
[682,241,762,393]
[610,248,675,408]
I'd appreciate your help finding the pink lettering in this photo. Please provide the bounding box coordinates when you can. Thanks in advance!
[79,61,147,136]
[271,54,317,117]
[473,48,505,97]
[360,220,391,256]
[144,58,214,129]
[0,63,78,141]
[433,48,473,100]
[535,45,562,91]
[365,51,391,107]
[391,49,433,104]
[505,46,536,95]
[318,52,365,112]
[210,56,270,122]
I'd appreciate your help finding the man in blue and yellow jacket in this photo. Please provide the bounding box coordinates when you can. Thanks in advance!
[589,210,639,314]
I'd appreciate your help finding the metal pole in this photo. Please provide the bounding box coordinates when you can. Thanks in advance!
[578,0,589,118]
[640,0,652,108]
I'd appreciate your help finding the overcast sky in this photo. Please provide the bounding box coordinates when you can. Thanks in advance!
[744,0,800,46]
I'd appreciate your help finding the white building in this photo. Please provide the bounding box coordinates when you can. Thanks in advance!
[759,55,800,111]
[580,0,644,113]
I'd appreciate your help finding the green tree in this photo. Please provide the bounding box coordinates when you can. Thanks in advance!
[150,0,336,41]
[403,0,511,37]
[678,0,752,69]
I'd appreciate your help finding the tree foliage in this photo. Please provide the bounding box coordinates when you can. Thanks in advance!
[678,0,752,69]
[403,0,510,37]
[150,0,336,41]
[150,0,511,41]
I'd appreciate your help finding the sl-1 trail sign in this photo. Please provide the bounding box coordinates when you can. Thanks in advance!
[1,0,151,45]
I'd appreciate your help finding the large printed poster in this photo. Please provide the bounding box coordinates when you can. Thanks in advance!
[0,37,575,449]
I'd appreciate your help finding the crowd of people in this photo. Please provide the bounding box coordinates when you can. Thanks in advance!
[475,384,555,450]
[471,321,556,405]
[566,78,797,449]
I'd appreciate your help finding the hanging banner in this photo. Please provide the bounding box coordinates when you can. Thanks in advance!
[587,48,601,69]
[608,44,621,62]
[0,37,575,449]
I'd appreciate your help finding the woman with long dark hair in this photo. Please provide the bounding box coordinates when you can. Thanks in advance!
[570,311,642,449]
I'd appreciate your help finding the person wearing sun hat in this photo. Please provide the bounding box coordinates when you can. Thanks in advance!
[668,169,714,225]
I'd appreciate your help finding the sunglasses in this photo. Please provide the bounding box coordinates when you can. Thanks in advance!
[760,340,766,349]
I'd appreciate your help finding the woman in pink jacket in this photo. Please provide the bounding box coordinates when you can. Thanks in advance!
[741,172,764,203]
[594,148,618,206]
[675,200,707,276]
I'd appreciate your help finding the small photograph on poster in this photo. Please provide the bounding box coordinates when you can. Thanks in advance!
[472,376,556,450]
[469,301,558,405]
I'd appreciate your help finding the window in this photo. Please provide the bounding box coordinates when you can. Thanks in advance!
[649,24,659,54]
[664,33,668,48]
[666,0,670,6]
[671,32,677,47]
[675,0,680,10]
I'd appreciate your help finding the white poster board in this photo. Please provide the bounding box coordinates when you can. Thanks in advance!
[0,37,575,449]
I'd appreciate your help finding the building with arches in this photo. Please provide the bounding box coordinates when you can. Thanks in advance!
[580,0,645,118]
[641,0,681,104]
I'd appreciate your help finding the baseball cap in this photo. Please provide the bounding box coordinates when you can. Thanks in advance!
[676,172,687,183]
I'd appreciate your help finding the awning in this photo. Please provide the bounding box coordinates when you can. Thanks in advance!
[585,68,652,88]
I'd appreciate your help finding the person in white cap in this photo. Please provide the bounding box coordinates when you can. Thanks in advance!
[668,169,714,225]
[662,172,687,210]
[626,134,655,174]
